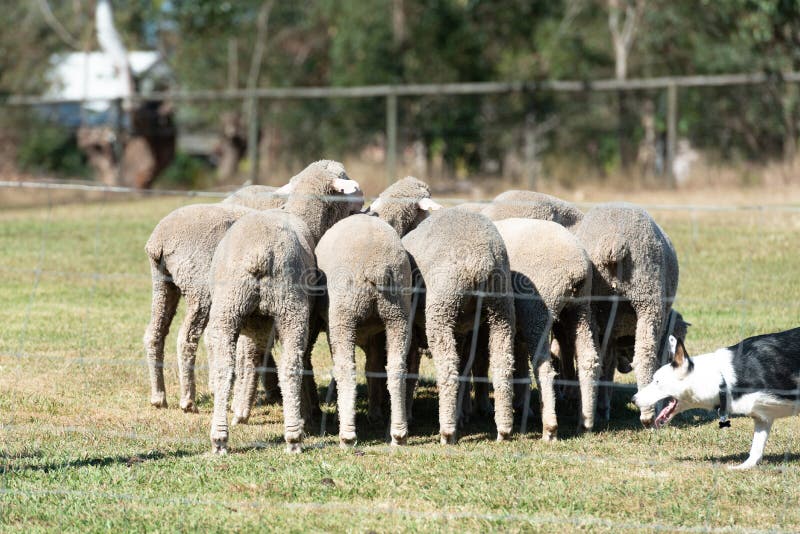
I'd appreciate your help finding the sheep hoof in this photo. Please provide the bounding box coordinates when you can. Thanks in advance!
[391,428,409,446]
[285,442,303,454]
[542,427,558,442]
[339,436,356,449]
[211,438,228,455]
[231,413,249,426]
[150,393,167,408]
[496,431,512,442]
[180,399,198,413]
[440,431,457,445]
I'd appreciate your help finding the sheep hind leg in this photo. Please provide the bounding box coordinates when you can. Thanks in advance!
[573,307,600,433]
[329,316,358,448]
[382,318,409,446]
[232,316,273,425]
[275,310,310,453]
[484,295,516,442]
[429,323,461,445]
[176,295,209,413]
[207,319,239,455]
[144,259,180,409]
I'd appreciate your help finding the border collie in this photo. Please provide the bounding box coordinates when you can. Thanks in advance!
[633,328,800,469]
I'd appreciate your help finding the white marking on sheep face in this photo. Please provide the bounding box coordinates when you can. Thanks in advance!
[334,178,360,194]
[418,198,443,211]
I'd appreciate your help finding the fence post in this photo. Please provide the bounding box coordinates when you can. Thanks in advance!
[523,112,537,191]
[247,94,260,185]
[113,97,124,187]
[666,83,677,185]
[386,90,398,186]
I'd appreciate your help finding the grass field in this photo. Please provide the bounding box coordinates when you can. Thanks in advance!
[2,188,800,532]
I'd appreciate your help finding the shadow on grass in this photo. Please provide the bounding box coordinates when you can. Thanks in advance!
[676,452,800,466]
[2,449,196,474]
[237,379,655,446]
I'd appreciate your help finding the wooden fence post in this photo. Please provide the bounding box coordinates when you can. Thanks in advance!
[247,94,260,185]
[666,83,677,185]
[386,90,398,186]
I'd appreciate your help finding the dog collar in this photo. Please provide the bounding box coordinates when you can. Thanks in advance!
[715,377,731,429]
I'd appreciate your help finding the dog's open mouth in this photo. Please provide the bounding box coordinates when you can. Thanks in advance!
[654,398,678,428]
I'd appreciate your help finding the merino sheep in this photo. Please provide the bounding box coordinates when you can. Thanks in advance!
[222,184,286,210]
[574,203,679,426]
[206,160,362,454]
[402,209,516,444]
[314,177,440,446]
[143,182,292,412]
[482,190,584,229]
[493,218,600,438]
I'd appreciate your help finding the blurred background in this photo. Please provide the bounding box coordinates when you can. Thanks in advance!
[1,0,799,198]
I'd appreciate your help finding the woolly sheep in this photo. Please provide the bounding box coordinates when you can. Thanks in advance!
[205,160,363,454]
[314,177,439,446]
[482,190,584,229]
[222,184,286,210]
[143,183,292,412]
[491,218,600,438]
[402,209,516,444]
[574,203,679,426]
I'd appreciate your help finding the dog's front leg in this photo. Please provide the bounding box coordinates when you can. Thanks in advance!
[730,418,772,470]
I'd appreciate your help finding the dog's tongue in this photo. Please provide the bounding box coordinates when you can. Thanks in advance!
[654,398,678,428]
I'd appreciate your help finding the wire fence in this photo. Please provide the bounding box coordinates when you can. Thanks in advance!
[2,179,800,530]
[4,70,800,193]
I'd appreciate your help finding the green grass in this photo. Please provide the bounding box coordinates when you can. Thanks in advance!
[2,194,800,532]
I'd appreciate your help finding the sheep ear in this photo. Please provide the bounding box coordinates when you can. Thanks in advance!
[333,178,360,194]
[275,181,295,195]
[368,197,384,212]
[418,198,443,211]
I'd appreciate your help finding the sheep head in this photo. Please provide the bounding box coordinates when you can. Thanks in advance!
[283,160,363,244]
[367,176,441,236]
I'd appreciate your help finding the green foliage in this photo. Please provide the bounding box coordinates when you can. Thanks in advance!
[157,151,213,189]
[3,0,800,181]
[16,122,89,178]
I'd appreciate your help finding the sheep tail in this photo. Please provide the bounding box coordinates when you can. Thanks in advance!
[245,248,274,277]
[595,235,628,267]
[144,234,163,263]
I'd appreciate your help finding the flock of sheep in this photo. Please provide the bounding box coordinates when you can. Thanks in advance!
[143,159,688,454]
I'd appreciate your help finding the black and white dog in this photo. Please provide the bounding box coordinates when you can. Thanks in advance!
[633,328,800,469]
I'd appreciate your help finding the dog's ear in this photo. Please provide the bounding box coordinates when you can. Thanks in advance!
[669,336,692,371]
[668,335,677,358]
